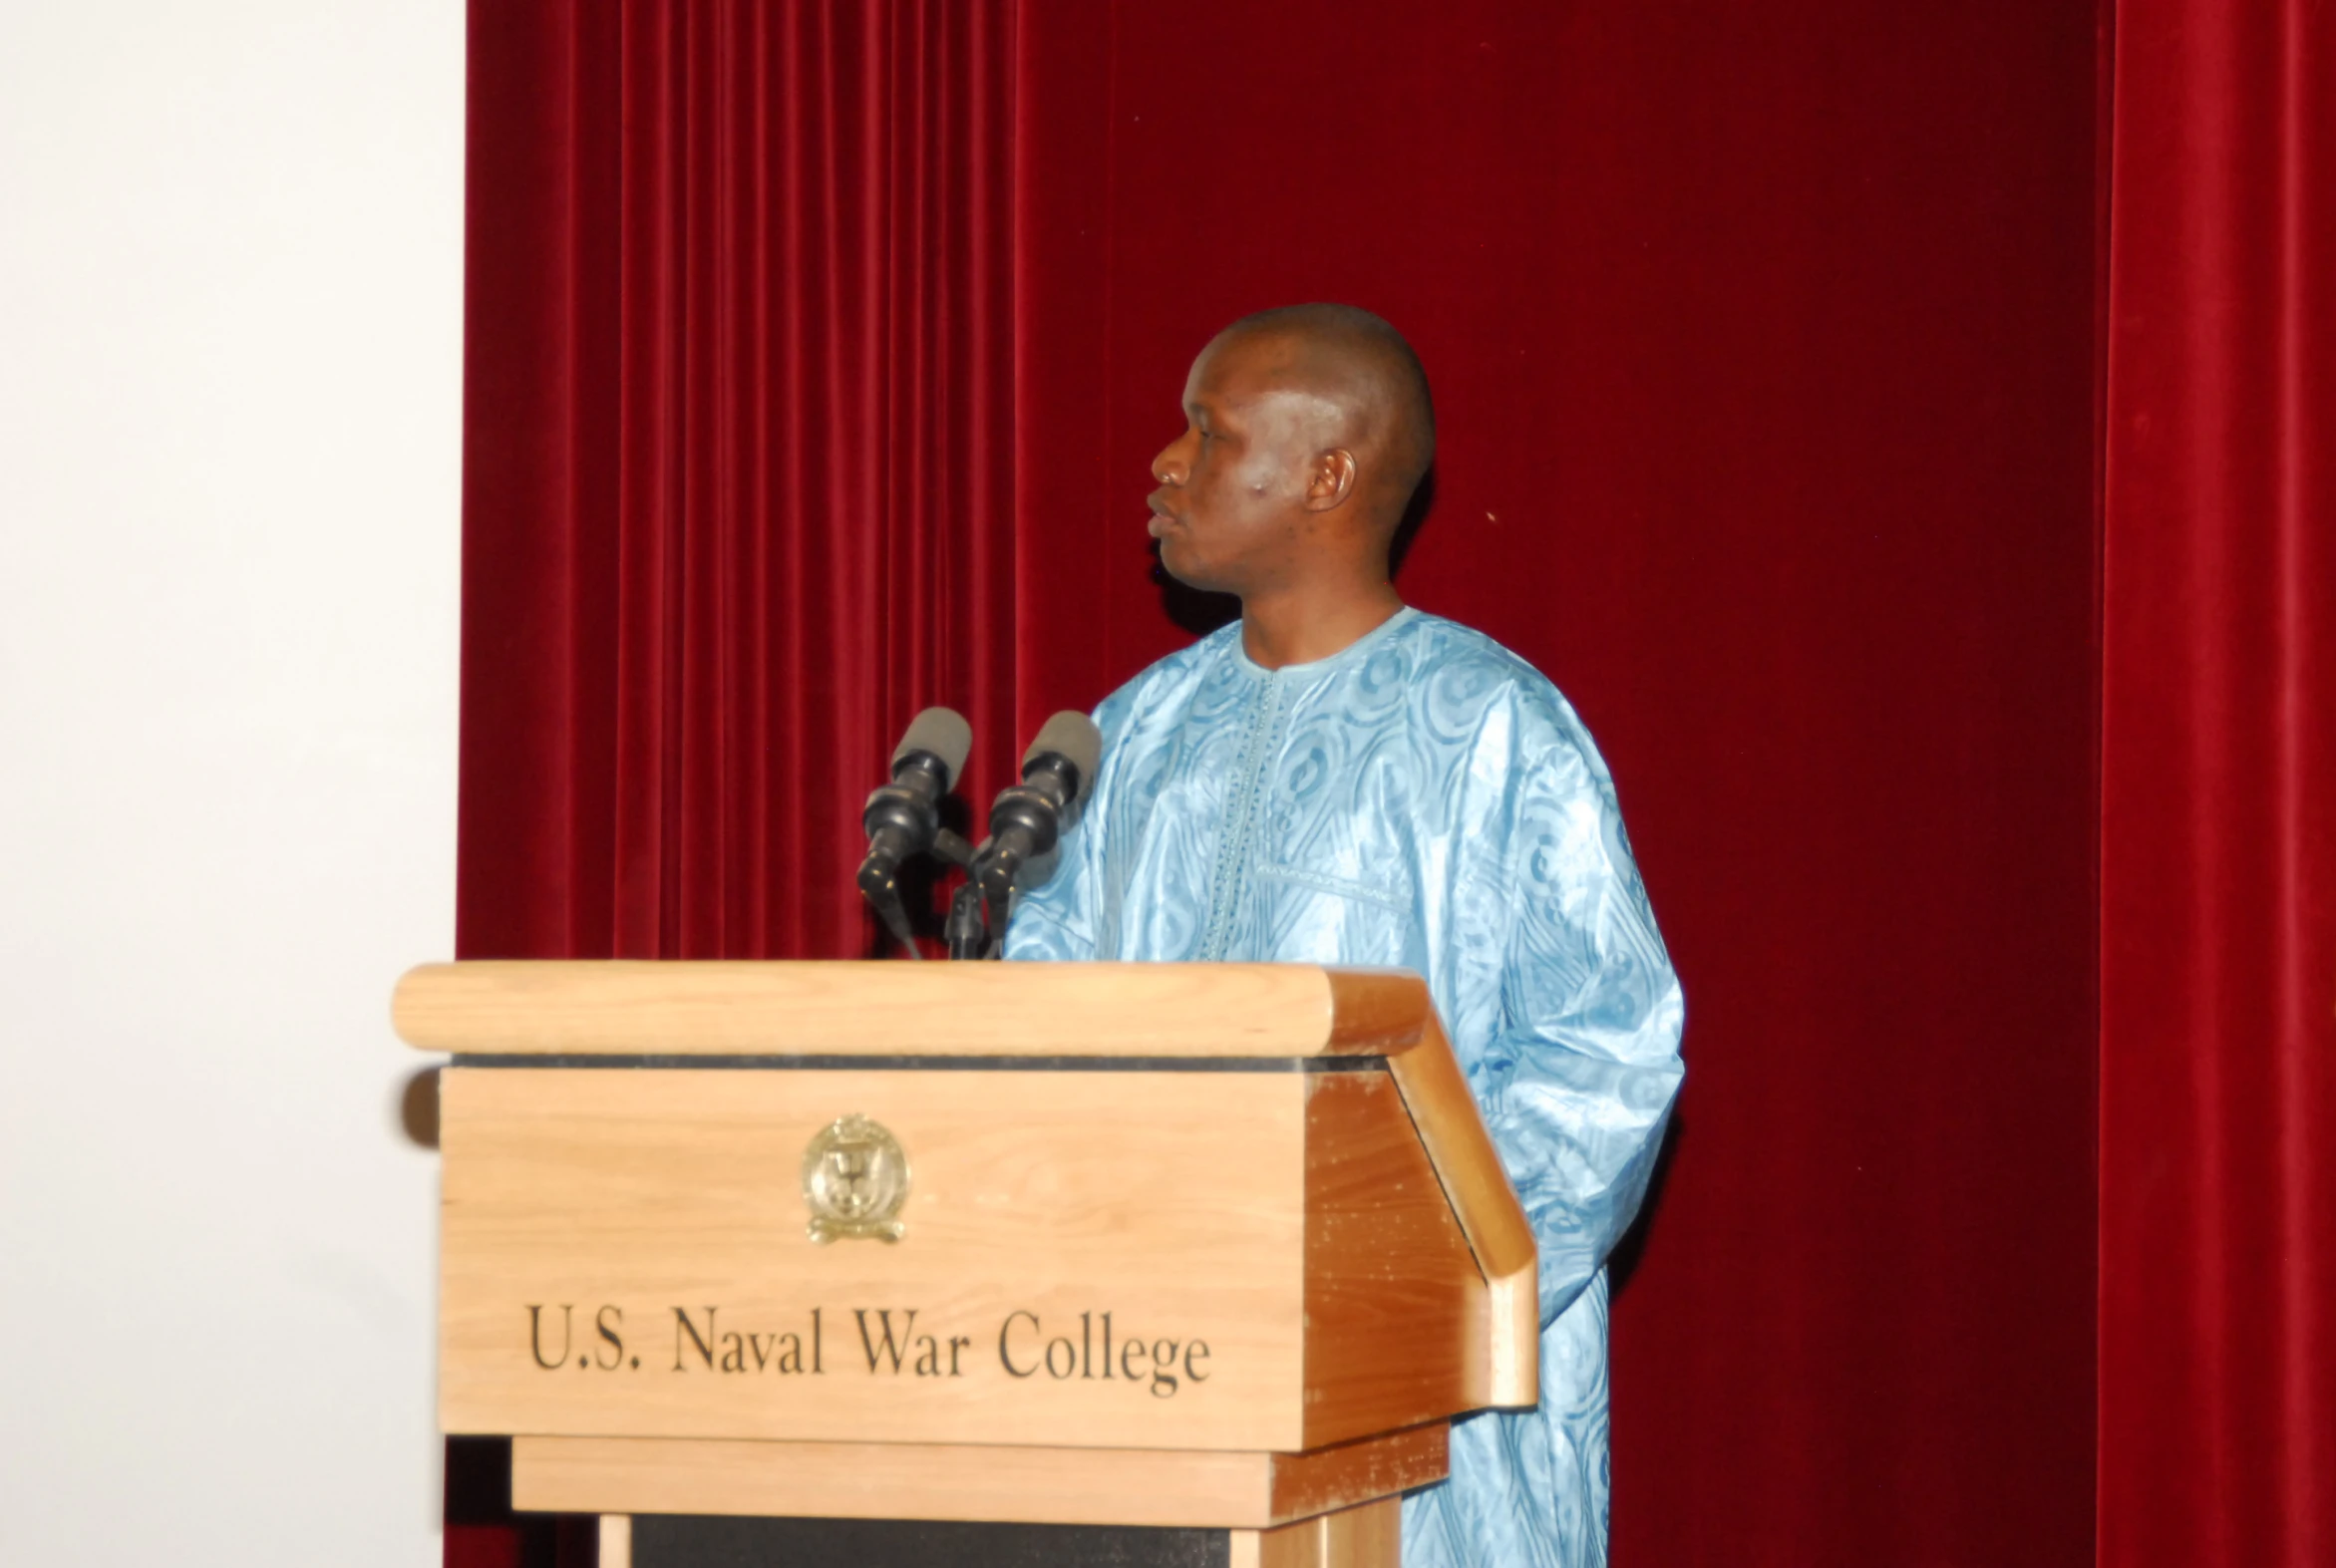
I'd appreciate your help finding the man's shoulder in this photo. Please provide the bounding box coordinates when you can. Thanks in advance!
[1396,614,1612,779]
[1398,612,1545,686]
[1400,614,1575,715]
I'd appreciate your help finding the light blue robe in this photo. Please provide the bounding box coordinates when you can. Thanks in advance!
[1004,607,1685,1567]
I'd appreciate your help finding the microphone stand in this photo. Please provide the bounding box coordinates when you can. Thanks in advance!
[942,831,1004,960]
[931,828,993,960]
[980,884,1013,958]
[944,880,990,960]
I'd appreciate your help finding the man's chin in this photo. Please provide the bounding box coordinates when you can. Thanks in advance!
[1149,532,1241,599]
[1156,548,1225,594]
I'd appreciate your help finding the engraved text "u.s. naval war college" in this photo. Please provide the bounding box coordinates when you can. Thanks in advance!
[524,1304,1214,1399]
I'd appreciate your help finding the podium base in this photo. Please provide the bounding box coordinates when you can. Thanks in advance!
[602,1498,1401,1568]
[619,1514,1222,1566]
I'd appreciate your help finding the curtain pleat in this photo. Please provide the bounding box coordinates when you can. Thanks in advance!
[2099,1,2336,1563]
[460,0,1016,963]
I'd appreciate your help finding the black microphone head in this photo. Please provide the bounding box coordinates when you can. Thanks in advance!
[892,706,973,790]
[1023,710,1103,803]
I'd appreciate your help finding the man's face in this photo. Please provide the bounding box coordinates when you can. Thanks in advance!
[1147,332,1334,596]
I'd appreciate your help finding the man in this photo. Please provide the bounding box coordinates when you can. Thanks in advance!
[1004,304,1684,1567]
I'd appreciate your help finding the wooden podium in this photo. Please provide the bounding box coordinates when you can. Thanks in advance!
[395,962,1536,1568]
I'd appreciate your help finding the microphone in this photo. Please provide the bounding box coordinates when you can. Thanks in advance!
[857,707,974,921]
[971,711,1103,915]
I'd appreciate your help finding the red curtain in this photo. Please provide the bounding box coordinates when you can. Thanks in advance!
[2099,2,2336,1565]
[459,0,1016,965]
[453,2,2336,1565]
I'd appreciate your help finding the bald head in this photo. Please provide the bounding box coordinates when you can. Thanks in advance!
[1148,304,1435,620]
[1209,303,1436,524]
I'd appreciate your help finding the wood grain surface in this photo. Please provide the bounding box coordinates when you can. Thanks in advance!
[440,1065,1309,1450]
[511,1423,1445,1528]
[1384,1013,1540,1407]
[1230,1495,1403,1568]
[396,961,1410,1058]
[1301,1073,1485,1445]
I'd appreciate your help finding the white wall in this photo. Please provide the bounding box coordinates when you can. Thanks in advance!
[0,3,462,1563]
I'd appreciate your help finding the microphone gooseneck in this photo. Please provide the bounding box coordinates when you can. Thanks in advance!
[857,707,973,955]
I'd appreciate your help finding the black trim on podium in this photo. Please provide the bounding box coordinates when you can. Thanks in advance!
[631,1515,1229,1567]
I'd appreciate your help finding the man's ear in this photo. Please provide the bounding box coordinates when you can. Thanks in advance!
[1302,448,1358,511]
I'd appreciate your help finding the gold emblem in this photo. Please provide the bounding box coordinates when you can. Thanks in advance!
[801,1114,909,1243]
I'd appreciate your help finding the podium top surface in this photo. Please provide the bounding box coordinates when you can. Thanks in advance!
[393,961,1432,1060]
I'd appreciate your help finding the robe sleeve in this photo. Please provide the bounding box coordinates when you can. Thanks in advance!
[999,826,1098,960]
[1471,709,1686,1329]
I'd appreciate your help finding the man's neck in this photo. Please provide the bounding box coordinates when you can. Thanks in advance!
[1237,582,1407,670]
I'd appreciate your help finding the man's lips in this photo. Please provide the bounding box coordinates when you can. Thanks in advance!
[1147,498,1183,537]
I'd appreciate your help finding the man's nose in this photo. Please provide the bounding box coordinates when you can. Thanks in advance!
[1152,436,1188,483]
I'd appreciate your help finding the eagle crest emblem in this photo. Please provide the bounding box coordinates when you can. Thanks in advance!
[801,1114,909,1243]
